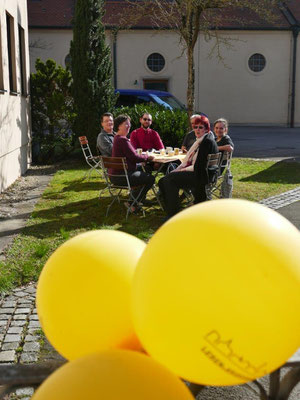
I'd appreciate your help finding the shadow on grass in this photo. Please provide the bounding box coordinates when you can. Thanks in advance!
[1,196,164,239]
[240,161,300,184]
[61,180,105,192]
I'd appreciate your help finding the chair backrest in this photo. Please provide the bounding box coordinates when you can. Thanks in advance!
[101,156,128,171]
[79,136,88,146]
[220,151,232,166]
[100,156,131,188]
[206,152,222,169]
[219,151,232,175]
[206,152,222,184]
[78,136,93,161]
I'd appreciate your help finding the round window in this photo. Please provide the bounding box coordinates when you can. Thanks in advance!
[147,53,165,72]
[248,53,266,72]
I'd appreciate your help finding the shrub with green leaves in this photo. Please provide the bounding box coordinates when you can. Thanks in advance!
[114,104,189,147]
[30,58,76,163]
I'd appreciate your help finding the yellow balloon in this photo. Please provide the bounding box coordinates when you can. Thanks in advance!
[132,199,300,386]
[37,230,145,360]
[32,350,194,400]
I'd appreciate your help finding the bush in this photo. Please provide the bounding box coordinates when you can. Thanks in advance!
[114,104,189,147]
[30,58,76,163]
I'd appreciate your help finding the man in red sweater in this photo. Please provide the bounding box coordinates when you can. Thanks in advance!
[130,112,164,151]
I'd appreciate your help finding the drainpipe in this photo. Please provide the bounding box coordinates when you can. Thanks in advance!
[112,29,118,89]
[290,27,299,128]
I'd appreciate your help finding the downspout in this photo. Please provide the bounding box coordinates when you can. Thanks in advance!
[112,29,118,89]
[290,27,299,128]
[279,2,299,127]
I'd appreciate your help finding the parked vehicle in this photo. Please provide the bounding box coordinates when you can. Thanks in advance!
[115,89,186,111]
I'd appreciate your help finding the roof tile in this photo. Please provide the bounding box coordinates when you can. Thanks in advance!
[27,0,299,29]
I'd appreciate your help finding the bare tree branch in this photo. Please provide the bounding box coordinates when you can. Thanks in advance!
[120,0,285,115]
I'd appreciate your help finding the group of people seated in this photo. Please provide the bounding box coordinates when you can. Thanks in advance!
[97,111,234,219]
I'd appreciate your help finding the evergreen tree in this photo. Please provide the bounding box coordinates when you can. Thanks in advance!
[70,0,116,145]
[31,58,75,163]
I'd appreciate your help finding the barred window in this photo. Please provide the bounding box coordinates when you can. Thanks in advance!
[147,53,165,72]
[248,53,266,72]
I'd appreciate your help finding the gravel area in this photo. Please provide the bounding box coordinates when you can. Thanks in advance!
[0,165,56,221]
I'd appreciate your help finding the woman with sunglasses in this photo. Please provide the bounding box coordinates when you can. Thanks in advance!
[158,116,218,219]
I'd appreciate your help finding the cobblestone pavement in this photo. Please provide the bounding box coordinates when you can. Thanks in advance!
[0,284,63,400]
[259,186,300,210]
[0,284,40,365]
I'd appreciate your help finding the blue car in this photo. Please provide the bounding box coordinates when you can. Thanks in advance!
[115,89,186,111]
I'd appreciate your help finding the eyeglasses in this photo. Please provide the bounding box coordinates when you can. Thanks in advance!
[194,126,205,130]
[142,118,151,122]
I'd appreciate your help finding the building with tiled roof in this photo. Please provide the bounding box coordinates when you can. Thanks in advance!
[27,0,300,126]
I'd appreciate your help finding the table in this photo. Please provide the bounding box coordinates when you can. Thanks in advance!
[147,152,186,177]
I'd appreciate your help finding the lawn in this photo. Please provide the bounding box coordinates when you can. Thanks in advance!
[0,157,300,292]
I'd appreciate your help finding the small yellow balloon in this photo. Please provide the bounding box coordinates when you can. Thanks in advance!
[37,230,146,360]
[32,350,194,400]
[132,199,300,386]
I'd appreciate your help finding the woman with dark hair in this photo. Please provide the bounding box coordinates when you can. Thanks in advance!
[213,118,234,153]
[158,115,218,219]
[109,114,155,213]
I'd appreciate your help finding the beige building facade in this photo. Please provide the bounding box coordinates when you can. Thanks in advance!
[0,0,31,193]
[29,25,300,127]
[27,1,300,126]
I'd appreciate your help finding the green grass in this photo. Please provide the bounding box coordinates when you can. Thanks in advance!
[0,157,299,293]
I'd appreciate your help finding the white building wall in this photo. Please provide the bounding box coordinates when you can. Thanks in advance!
[29,29,73,72]
[113,30,188,106]
[28,27,300,126]
[0,0,31,192]
[196,30,292,126]
[294,34,300,127]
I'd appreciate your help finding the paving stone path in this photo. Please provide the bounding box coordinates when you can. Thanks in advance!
[0,284,64,400]
[259,186,300,210]
[0,284,40,366]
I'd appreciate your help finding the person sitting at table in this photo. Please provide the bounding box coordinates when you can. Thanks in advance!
[213,118,234,153]
[159,116,218,219]
[97,112,115,156]
[110,114,155,213]
[181,114,201,153]
[130,112,164,151]
[213,117,234,174]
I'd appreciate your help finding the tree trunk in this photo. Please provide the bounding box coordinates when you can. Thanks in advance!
[187,45,195,118]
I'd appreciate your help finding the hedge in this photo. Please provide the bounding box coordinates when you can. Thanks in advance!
[113,104,190,148]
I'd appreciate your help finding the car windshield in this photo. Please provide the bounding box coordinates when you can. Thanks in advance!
[151,94,186,110]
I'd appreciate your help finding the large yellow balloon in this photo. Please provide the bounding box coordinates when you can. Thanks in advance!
[132,199,300,386]
[32,350,194,400]
[37,230,145,360]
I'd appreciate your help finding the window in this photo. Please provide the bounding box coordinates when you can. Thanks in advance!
[18,25,27,95]
[146,53,165,72]
[144,79,168,91]
[115,94,152,108]
[248,53,266,73]
[6,12,17,93]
